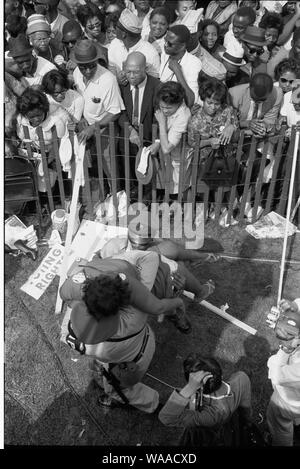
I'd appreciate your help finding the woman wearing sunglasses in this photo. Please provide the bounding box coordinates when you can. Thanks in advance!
[274,58,300,95]
[76,2,106,46]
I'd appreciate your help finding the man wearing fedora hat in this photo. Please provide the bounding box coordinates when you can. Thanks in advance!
[108,8,160,85]
[239,25,270,77]
[33,0,69,43]
[220,42,250,87]
[26,14,64,65]
[71,39,124,185]
[7,33,56,87]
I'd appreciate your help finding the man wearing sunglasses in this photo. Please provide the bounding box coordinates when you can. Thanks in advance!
[239,25,270,77]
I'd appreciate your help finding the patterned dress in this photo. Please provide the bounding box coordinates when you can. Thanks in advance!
[187,105,239,184]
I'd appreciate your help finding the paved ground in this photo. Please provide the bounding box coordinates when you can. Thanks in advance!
[4,218,300,447]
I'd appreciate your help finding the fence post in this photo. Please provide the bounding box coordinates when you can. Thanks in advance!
[109,122,118,224]
[51,126,66,208]
[95,123,105,202]
[251,133,270,222]
[227,130,245,222]
[36,126,54,212]
[82,147,93,218]
[238,135,257,222]
[124,122,131,206]
[177,133,186,204]
[278,128,296,216]
[265,127,286,214]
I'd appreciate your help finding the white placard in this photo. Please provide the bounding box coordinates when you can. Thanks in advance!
[21,244,65,300]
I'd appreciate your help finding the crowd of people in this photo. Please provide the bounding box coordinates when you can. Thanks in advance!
[4,0,300,223]
[4,0,300,447]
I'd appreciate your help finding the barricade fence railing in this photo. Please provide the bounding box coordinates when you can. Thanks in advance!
[5,122,300,229]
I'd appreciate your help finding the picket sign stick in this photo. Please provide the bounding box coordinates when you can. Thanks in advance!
[55,141,86,315]
[277,130,300,307]
[183,291,257,335]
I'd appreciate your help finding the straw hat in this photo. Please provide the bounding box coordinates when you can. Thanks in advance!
[219,42,247,67]
[118,9,142,34]
[26,14,51,36]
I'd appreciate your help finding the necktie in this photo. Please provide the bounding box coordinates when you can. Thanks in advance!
[132,85,139,128]
[252,101,259,120]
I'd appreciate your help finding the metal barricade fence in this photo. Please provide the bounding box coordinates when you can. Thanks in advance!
[8,122,300,229]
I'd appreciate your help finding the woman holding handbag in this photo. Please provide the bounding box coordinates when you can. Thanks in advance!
[187,77,239,224]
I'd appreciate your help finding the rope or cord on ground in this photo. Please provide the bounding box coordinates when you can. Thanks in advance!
[16,292,116,445]
[146,373,175,390]
[219,254,300,264]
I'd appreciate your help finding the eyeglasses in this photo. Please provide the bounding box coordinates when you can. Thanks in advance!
[279,77,295,85]
[52,89,67,97]
[78,62,97,70]
[34,37,50,44]
[246,45,264,56]
[63,39,77,45]
[87,22,102,30]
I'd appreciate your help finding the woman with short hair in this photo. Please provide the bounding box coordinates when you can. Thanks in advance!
[145,7,171,55]
[41,69,84,123]
[16,87,69,192]
[76,2,106,45]
[274,58,300,95]
[148,81,192,196]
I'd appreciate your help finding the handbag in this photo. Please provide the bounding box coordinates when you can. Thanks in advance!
[201,144,239,188]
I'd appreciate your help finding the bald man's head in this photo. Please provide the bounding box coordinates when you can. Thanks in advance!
[124,52,147,86]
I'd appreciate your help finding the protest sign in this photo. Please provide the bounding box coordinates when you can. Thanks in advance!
[21,244,64,300]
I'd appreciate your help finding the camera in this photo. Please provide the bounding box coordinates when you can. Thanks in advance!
[266,306,280,329]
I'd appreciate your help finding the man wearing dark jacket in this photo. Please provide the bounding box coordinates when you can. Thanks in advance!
[118,51,160,194]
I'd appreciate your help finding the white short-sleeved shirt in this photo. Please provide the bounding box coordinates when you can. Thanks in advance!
[160,51,202,104]
[24,56,56,87]
[108,38,160,78]
[223,30,244,55]
[280,91,300,127]
[73,64,125,124]
[167,102,191,155]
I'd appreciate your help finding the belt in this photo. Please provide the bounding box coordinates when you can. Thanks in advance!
[132,325,150,363]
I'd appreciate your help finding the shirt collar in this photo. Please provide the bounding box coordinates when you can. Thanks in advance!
[130,76,147,92]
[128,39,143,51]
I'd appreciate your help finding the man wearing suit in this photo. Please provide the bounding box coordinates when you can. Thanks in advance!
[118,51,160,194]
[229,73,283,217]
[229,73,283,137]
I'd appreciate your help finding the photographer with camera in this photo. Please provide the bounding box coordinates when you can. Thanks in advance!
[267,297,300,446]
[159,353,254,446]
